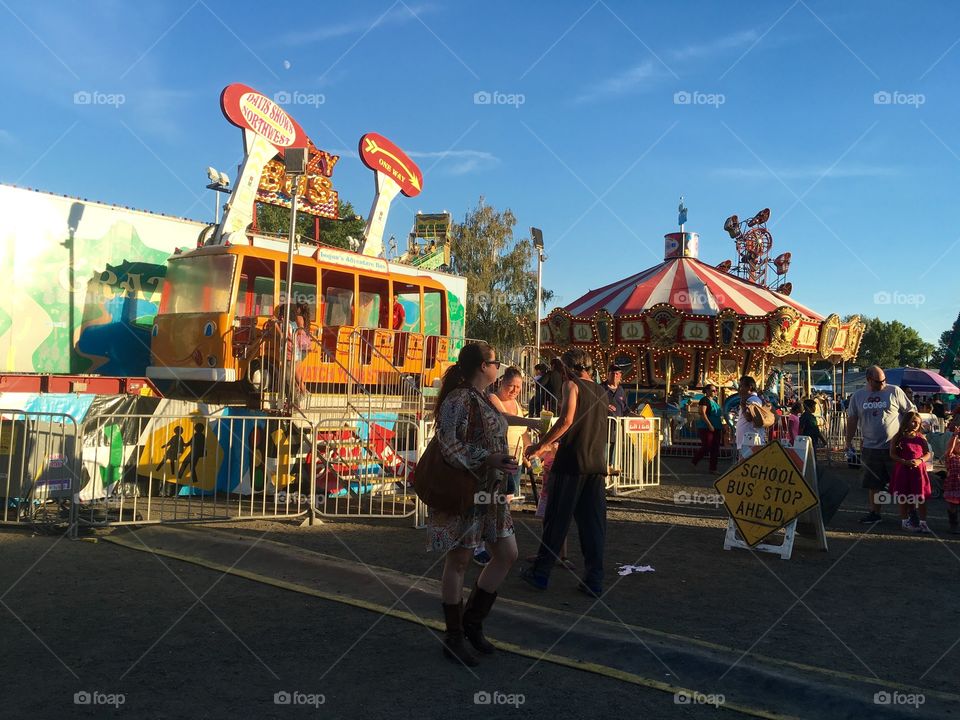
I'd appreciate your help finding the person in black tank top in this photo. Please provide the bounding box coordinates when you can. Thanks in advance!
[552,378,610,475]
[521,348,608,596]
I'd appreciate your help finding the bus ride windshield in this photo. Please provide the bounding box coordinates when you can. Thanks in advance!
[158,254,237,314]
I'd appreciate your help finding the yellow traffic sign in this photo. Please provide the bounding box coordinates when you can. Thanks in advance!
[713,442,819,547]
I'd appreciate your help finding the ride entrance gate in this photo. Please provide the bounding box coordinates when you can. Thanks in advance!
[606,416,662,495]
[308,415,423,526]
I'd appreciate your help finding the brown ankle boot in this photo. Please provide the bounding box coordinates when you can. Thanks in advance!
[462,584,497,654]
[442,602,478,667]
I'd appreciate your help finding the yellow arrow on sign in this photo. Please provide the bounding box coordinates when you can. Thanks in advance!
[364,138,421,191]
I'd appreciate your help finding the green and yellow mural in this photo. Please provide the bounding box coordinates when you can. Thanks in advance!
[0,184,205,375]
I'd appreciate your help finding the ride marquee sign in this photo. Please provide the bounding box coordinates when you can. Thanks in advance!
[221,84,309,150]
[216,83,342,238]
[355,131,423,257]
[258,147,340,219]
[359,132,423,197]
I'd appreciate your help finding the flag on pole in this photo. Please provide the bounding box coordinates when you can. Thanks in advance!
[678,197,688,227]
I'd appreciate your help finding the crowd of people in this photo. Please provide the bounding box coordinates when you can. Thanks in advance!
[844,365,960,534]
[421,350,960,667]
[425,343,613,667]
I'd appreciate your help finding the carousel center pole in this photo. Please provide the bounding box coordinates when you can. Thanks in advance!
[840,359,846,404]
[832,362,837,407]
[805,355,812,397]
[665,352,673,403]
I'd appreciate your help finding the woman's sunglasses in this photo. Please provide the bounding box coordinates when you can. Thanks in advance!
[485,360,502,369]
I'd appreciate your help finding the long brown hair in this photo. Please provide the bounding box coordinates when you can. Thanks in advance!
[892,411,923,451]
[434,342,494,412]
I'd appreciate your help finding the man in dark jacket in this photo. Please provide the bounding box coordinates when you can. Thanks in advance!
[528,363,550,416]
[543,358,565,412]
[522,348,609,596]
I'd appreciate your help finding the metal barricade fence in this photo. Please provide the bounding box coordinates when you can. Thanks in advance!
[1,410,81,537]
[75,413,316,527]
[312,416,422,525]
[606,416,661,495]
[771,410,861,465]
[823,410,860,464]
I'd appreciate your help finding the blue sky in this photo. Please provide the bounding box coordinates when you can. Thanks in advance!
[2,0,958,344]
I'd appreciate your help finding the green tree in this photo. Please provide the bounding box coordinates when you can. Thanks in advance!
[449,197,554,351]
[929,312,960,372]
[856,318,935,368]
[256,199,365,250]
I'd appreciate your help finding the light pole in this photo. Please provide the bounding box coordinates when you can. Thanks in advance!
[531,227,546,362]
[282,148,308,411]
[205,167,231,224]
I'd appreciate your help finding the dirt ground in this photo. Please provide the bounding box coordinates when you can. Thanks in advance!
[213,457,960,693]
[0,530,722,720]
[1,457,957,719]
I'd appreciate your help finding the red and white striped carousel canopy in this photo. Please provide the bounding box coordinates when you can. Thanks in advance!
[563,256,823,320]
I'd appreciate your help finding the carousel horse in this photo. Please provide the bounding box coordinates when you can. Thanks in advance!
[762,367,794,407]
[723,394,741,429]
[664,386,691,430]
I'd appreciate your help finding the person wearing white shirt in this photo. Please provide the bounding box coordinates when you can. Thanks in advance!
[735,375,766,457]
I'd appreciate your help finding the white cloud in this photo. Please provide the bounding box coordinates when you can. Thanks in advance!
[279,4,435,45]
[575,60,662,103]
[576,28,766,103]
[406,149,499,175]
[669,30,760,61]
[712,164,899,180]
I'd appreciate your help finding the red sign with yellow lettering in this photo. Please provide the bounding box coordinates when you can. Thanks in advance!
[220,83,309,150]
[358,132,423,197]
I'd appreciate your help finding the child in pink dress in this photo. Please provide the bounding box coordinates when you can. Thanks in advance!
[944,433,960,534]
[889,412,933,533]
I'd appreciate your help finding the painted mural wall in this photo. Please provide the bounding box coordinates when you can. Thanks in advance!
[0,184,206,375]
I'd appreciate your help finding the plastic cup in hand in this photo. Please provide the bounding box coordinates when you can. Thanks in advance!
[539,410,554,435]
[530,456,544,477]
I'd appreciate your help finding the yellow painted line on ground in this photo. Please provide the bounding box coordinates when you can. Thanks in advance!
[221,530,960,704]
[102,533,795,720]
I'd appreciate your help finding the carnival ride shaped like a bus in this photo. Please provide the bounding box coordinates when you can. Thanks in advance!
[146,85,467,409]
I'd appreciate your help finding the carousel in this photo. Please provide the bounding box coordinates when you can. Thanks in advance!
[539,205,865,401]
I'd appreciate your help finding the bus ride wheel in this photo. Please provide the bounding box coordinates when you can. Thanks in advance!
[250,358,297,400]
[247,358,265,389]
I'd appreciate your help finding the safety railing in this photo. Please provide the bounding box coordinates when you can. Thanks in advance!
[606,416,661,495]
[821,410,859,465]
[0,410,81,537]
[240,322,458,418]
[311,416,422,525]
[346,328,427,415]
[75,413,316,527]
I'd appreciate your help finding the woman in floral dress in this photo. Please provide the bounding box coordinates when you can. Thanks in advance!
[427,342,520,667]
